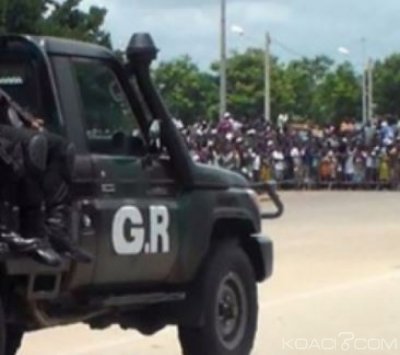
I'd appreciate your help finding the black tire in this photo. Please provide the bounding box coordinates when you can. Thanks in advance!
[5,326,23,355]
[178,240,258,355]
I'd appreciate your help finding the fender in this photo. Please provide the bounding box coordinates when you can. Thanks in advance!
[167,189,260,284]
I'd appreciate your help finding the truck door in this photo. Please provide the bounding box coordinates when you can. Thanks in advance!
[70,58,180,286]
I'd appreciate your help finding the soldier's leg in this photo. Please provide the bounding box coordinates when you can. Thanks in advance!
[0,135,25,254]
[44,133,92,263]
[0,125,62,266]
[17,173,64,267]
[0,174,38,254]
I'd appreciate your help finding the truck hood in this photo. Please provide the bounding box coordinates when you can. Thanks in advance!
[193,163,249,189]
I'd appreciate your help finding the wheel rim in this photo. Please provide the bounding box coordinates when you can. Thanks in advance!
[215,272,248,350]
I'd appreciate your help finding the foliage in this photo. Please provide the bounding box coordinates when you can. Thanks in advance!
[314,62,361,123]
[0,0,110,46]
[374,54,400,117]
[217,49,265,119]
[285,56,334,119]
[0,0,399,125]
[153,55,217,123]
[155,50,364,125]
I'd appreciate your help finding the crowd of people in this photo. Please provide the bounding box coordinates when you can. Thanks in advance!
[177,113,400,189]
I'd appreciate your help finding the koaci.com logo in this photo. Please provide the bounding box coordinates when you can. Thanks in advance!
[282,332,399,352]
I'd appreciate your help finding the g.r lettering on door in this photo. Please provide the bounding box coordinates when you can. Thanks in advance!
[112,206,170,255]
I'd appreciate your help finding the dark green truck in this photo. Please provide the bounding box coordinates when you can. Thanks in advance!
[0,33,283,355]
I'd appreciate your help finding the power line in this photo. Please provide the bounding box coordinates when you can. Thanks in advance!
[270,37,307,59]
[232,29,306,59]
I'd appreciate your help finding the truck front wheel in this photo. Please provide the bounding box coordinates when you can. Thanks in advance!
[178,241,258,355]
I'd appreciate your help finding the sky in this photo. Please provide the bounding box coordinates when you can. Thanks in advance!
[81,0,400,70]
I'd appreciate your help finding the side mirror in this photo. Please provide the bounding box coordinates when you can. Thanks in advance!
[149,120,160,139]
[148,120,162,151]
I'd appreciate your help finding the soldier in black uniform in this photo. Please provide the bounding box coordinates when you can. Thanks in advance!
[0,90,92,266]
[40,132,92,263]
[0,125,62,266]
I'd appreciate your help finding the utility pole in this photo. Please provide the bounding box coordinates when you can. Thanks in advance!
[219,0,227,120]
[367,58,374,123]
[362,67,368,124]
[361,38,367,124]
[264,32,271,122]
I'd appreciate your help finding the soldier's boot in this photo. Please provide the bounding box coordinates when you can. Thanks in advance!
[0,230,35,253]
[17,134,63,267]
[0,193,38,253]
[22,207,63,267]
[0,198,62,266]
[46,185,93,264]
[0,205,37,253]
[45,141,93,264]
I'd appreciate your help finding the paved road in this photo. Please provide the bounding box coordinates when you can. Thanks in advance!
[20,192,400,354]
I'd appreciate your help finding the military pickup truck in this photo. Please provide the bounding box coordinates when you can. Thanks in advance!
[0,33,283,355]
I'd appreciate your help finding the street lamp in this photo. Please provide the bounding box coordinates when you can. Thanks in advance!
[337,47,350,55]
[231,25,271,122]
[337,43,373,124]
[231,25,245,36]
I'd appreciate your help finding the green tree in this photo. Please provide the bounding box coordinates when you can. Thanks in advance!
[314,62,361,123]
[154,55,217,124]
[212,49,296,121]
[223,49,264,119]
[285,56,333,119]
[374,54,400,117]
[43,0,110,46]
[0,0,110,46]
[155,50,362,124]
[270,58,296,120]
[0,0,45,34]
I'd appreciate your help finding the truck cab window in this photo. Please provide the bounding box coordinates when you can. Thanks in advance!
[73,59,139,155]
[0,56,59,132]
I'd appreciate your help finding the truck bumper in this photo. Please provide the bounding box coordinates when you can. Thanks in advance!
[247,234,274,282]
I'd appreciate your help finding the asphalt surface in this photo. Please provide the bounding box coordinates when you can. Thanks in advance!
[20,191,400,355]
